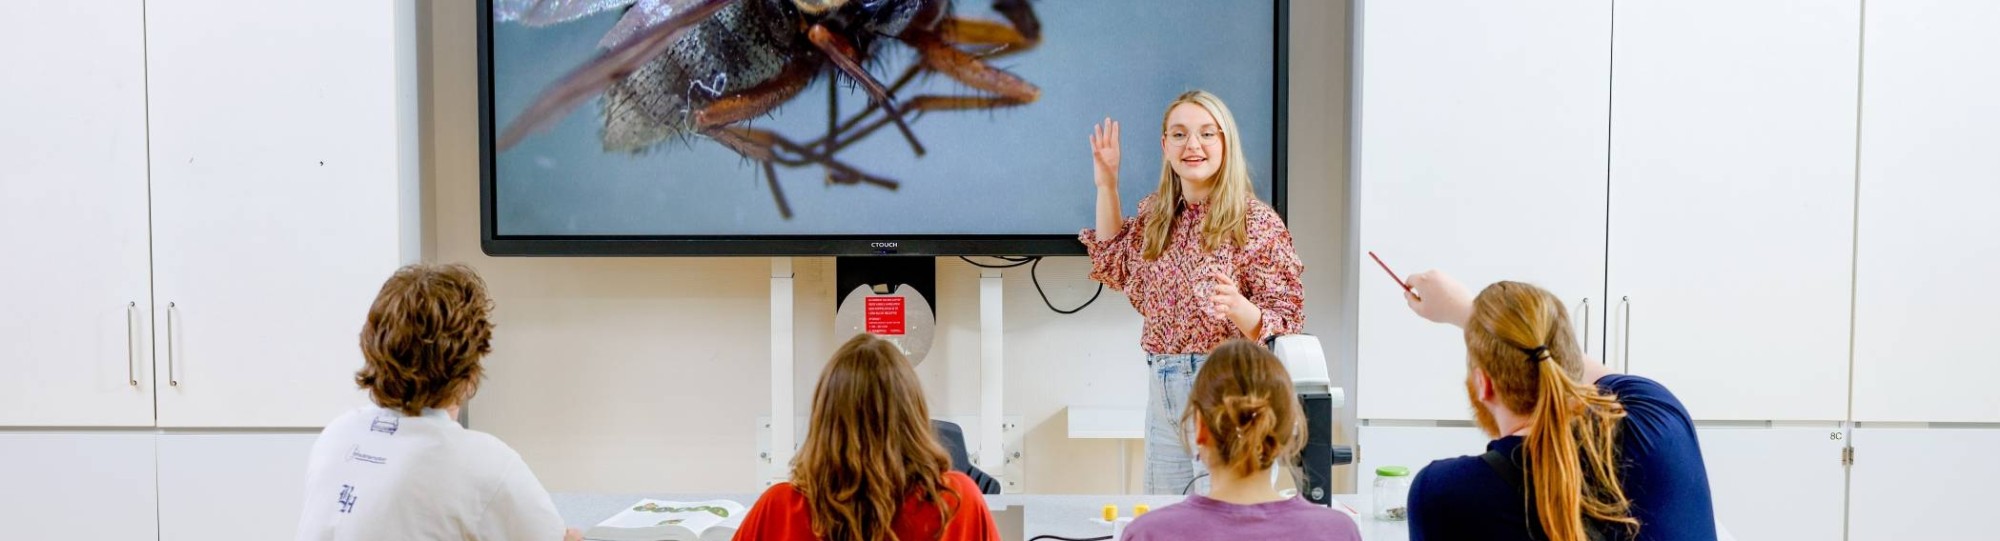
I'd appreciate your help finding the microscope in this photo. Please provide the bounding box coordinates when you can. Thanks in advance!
[1269,335,1356,505]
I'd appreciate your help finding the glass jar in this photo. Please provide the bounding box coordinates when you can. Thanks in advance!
[1373,466,1412,521]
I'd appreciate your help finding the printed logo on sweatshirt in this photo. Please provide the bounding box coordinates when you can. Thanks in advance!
[347,445,388,465]
[369,414,400,435]
[337,485,358,514]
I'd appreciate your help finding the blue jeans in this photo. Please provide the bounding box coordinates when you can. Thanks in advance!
[1145,353,1211,495]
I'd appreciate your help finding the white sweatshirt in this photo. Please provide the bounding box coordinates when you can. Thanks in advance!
[295,406,566,541]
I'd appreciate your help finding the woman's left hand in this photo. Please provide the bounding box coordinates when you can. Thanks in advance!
[1208,270,1262,336]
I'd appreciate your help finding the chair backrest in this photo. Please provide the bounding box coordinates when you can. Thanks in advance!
[931,419,1002,495]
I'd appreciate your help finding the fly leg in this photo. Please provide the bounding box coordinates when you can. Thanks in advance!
[695,59,897,218]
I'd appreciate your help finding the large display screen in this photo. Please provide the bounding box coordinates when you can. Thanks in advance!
[481,0,1287,255]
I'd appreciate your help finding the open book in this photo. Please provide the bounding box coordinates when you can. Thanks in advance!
[583,499,748,541]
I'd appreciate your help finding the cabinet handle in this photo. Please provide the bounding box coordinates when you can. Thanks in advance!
[166,302,178,387]
[125,302,139,387]
[1580,298,1591,354]
[1620,296,1632,372]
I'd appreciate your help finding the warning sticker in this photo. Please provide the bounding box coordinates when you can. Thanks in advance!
[865,296,906,335]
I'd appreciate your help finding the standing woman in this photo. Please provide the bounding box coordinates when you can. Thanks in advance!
[1081,90,1305,494]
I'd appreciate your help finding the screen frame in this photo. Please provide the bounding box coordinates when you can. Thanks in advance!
[479,0,1290,257]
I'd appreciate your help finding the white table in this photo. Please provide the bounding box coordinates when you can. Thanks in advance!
[1065,406,1147,494]
[555,492,1411,541]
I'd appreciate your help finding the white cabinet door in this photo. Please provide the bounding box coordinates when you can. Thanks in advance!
[1604,0,1860,422]
[1696,426,1846,541]
[0,0,155,426]
[158,432,320,541]
[1851,0,2000,423]
[1850,427,2000,540]
[0,432,159,539]
[1353,0,1611,421]
[146,1,418,427]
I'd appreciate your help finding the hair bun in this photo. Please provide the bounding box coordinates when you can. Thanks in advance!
[1222,395,1272,426]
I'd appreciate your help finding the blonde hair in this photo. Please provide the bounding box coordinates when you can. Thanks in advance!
[791,334,957,541]
[1182,339,1304,477]
[1467,282,1638,541]
[1140,90,1253,260]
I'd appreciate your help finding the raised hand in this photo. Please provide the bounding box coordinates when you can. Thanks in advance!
[1404,270,1475,328]
[1090,118,1121,189]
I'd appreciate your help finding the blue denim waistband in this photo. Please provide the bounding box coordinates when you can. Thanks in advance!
[1146,353,1206,366]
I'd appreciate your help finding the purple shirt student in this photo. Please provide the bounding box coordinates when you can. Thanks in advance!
[1121,339,1365,541]
[1121,495,1361,541]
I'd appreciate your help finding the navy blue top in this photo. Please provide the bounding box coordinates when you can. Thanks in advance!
[1406,374,1716,541]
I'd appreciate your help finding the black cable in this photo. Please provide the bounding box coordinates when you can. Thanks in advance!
[955,256,1107,314]
[1027,536,1112,541]
[1031,257,1104,314]
[1181,472,1211,495]
[957,255,1034,269]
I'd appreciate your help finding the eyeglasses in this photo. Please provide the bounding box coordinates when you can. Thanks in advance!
[1165,129,1221,148]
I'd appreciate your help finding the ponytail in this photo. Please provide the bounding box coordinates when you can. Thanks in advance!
[1469,282,1639,541]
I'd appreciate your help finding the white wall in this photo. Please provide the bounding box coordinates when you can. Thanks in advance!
[422,0,1351,493]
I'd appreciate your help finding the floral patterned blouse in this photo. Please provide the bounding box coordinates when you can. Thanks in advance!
[1080,194,1305,355]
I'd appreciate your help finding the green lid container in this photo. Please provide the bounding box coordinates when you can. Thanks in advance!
[1376,466,1411,477]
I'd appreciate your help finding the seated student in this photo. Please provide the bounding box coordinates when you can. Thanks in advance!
[296,264,581,541]
[1402,271,1716,541]
[734,334,999,541]
[1121,339,1362,541]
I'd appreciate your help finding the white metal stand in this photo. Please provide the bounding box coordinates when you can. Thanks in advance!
[769,257,795,484]
[979,268,1005,475]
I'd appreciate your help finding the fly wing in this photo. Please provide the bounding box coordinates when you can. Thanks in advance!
[495,0,739,151]
[597,0,722,48]
[494,0,639,26]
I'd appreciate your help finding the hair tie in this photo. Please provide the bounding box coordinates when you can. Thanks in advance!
[1523,345,1551,363]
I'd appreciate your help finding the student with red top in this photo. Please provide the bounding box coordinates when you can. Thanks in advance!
[1081,90,1306,494]
[733,334,999,541]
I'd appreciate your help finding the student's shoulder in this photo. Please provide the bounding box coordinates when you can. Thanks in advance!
[305,408,375,459]
[1416,454,1492,482]
[1245,197,1282,220]
[1241,198,1294,245]
[1118,502,1198,540]
[941,472,983,496]
[1133,193,1161,218]
[446,428,535,478]
[1245,497,1364,539]
[1282,497,1363,533]
[1598,374,1695,420]
[1598,373,1681,403]
[1411,454,1508,509]
[755,481,802,502]
[1134,497,1208,521]
[456,428,519,456]
[940,472,994,515]
[317,406,376,432]
[309,407,393,443]
[745,481,811,524]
